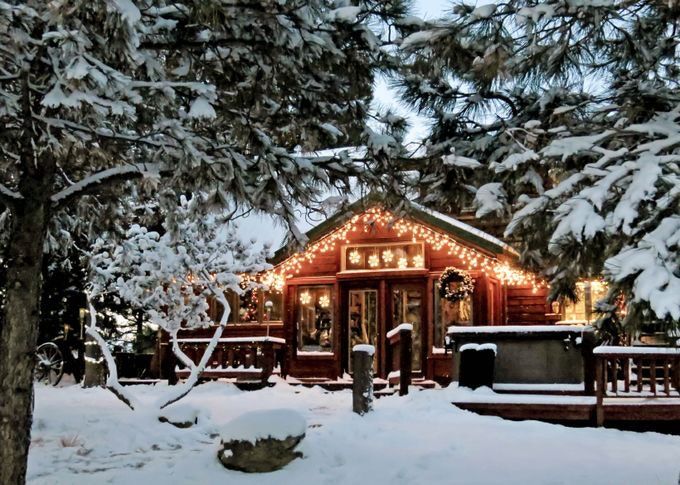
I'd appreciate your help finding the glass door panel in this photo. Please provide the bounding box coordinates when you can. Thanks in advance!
[348,289,378,373]
[391,286,423,371]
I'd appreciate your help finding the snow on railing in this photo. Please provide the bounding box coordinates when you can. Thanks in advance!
[387,323,413,339]
[448,325,593,334]
[594,345,680,426]
[176,336,285,344]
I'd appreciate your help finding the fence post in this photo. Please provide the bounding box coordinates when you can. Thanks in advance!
[399,328,412,396]
[595,356,604,427]
[352,345,374,415]
[582,331,596,396]
[261,341,275,382]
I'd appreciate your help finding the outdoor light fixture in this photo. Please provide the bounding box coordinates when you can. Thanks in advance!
[412,254,424,267]
[300,291,312,305]
[397,257,408,269]
[349,250,361,265]
[368,254,380,268]
[382,249,394,263]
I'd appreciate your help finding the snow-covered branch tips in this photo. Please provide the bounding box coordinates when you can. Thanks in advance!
[88,195,272,334]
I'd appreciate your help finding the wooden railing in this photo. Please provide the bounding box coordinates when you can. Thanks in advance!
[594,345,680,425]
[176,337,287,383]
[386,323,412,396]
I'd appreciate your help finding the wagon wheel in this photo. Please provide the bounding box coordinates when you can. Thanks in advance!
[35,342,64,386]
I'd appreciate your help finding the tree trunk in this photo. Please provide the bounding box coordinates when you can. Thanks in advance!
[0,199,49,485]
[82,334,105,388]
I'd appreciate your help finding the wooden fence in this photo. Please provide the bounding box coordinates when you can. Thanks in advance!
[594,345,680,425]
[175,336,287,383]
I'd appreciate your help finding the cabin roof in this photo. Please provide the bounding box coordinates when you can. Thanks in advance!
[271,194,517,265]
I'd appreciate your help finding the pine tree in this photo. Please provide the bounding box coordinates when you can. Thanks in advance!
[0,1,411,482]
[397,1,680,333]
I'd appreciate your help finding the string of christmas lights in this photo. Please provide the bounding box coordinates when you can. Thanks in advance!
[256,207,546,292]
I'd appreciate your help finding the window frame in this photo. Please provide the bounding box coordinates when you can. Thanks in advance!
[295,284,335,355]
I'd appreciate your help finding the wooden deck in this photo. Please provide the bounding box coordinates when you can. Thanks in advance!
[452,396,680,431]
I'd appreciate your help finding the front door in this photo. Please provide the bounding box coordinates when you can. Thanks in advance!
[341,278,426,376]
[388,281,425,373]
[347,289,378,373]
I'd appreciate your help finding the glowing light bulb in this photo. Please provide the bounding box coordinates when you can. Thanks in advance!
[300,291,311,305]
[412,254,424,267]
[368,254,380,268]
[397,257,408,269]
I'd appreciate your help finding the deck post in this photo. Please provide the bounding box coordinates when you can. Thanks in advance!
[399,328,412,396]
[595,357,604,427]
[261,341,275,382]
[352,345,374,415]
[582,331,597,396]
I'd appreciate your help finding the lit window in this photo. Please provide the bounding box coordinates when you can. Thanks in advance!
[297,285,334,353]
[210,288,283,324]
[561,281,608,323]
[343,243,424,271]
[433,281,473,348]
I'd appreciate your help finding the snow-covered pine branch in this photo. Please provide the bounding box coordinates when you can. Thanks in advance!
[50,163,170,209]
[1,1,415,480]
[400,1,680,330]
[88,193,271,410]
[506,106,680,325]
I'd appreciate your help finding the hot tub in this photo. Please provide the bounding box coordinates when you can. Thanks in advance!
[446,325,597,386]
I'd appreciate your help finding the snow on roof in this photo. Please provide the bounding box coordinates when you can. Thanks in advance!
[411,202,518,256]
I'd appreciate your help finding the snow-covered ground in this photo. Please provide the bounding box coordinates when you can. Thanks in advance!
[29,380,680,484]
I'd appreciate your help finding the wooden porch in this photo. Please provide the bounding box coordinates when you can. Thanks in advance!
[170,331,680,430]
[452,346,680,429]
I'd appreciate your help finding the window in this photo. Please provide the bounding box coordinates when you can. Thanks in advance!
[297,285,334,353]
[209,288,283,324]
[342,242,424,271]
[238,287,260,323]
[433,281,473,348]
[562,281,608,323]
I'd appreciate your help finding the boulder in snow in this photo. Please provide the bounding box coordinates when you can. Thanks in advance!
[217,409,306,473]
[158,404,205,429]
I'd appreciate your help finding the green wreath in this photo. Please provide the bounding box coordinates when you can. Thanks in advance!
[438,268,474,302]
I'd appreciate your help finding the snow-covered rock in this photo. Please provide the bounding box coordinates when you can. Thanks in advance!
[218,409,306,472]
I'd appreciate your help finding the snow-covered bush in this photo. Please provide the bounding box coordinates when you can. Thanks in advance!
[89,193,270,410]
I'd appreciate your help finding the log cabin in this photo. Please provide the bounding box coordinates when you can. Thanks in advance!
[173,195,562,385]
[166,196,680,426]
[266,197,560,383]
